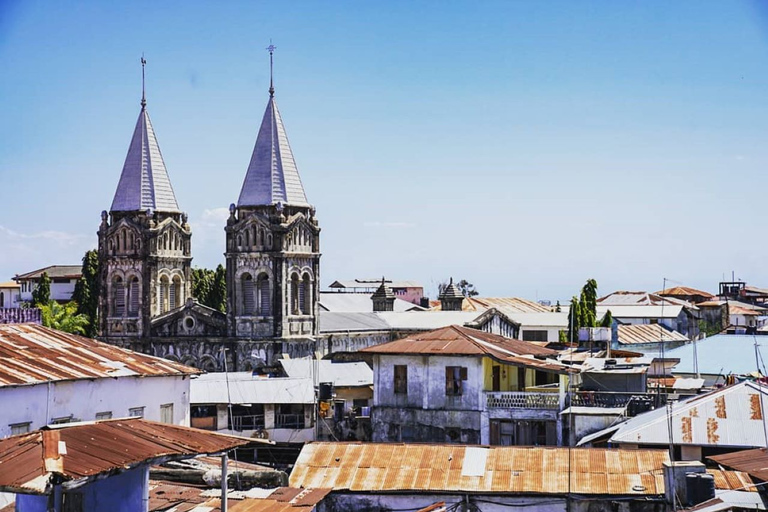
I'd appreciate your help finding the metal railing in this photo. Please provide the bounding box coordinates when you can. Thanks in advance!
[485,391,560,410]
[230,415,265,431]
[567,391,666,414]
[275,413,305,429]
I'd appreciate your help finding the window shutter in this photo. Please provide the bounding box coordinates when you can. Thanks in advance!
[460,367,468,380]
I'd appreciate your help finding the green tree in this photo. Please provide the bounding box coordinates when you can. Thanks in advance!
[191,265,227,313]
[456,279,479,297]
[210,264,227,313]
[72,250,100,337]
[31,272,51,307]
[40,301,89,335]
[567,295,581,342]
[191,267,214,306]
[600,309,613,328]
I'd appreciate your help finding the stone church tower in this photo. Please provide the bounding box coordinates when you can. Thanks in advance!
[226,57,320,340]
[98,74,192,339]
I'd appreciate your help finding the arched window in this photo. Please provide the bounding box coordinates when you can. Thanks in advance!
[290,274,300,315]
[127,277,140,316]
[242,274,254,315]
[113,276,125,316]
[258,228,264,247]
[301,274,312,315]
[159,276,170,313]
[257,274,270,315]
[0,291,4,308]
[237,235,243,248]
[171,276,182,310]
[245,229,250,248]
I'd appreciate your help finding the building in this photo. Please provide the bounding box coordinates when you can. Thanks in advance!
[0,323,199,438]
[289,442,671,511]
[697,300,768,334]
[0,418,250,512]
[13,265,81,304]
[656,286,715,305]
[329,279,424,305]
[0,281,20,309]
[318,290,423,313]
[469,308,569,341]
[361,325,573,446]
[614,323,689,348]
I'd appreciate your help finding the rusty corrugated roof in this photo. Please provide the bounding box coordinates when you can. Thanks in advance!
[289,442,669,496]
[0,418,250,495]
[709,448,768,483]
[706,469,756,491]
[0,324,199,387]
[617,324,689,345]
[430,297,552,313]
[656,286,714,299]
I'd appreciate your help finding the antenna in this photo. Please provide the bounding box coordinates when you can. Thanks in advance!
[140,54,147,109]
[266,41,276,97]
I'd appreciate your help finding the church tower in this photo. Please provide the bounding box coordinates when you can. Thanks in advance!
[226,46,320,339]
[98,58,192,339]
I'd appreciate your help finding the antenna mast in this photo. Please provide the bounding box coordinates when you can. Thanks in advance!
[267,42,276,97]
[141,55,147,109]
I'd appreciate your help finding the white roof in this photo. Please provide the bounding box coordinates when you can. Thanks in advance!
[238,96,308,207]
[376,311,481,330]
[611,381,768,448]
[318,292,422,313]
[597,305,684,319]
[111,106,179,212]
[279,359,373,387]
[504,312,569,328]
[190,372,314,405]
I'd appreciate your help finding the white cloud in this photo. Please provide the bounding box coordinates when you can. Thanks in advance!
[0,225,93,279]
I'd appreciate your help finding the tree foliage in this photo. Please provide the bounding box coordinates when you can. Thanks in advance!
[192,265,227,313]
[40,301,90,335]
[31,272,51,307]
[438,278,479,298]
[566,278,608,342]
[72,250,100,337]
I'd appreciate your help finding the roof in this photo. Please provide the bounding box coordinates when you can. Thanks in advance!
[361,325,571,373]
[238,96,308,207]
[710,448,768,482]
[289,442,669,496]
[438,278,463,300]
[279,360,373,387]
[432,297,552,313]
[598,291,693,308]
[14,265,82,280]
[0,323,199,387]
[684,491,766,512]
[617,324,689,345]
[190,373,315,405]
[597,305,684,319]
[329,279,423,290]
[375,311,482,331]
[656,286,714,299]
[0,418,250,495]
[148,485,331,512]
[318,312,392,333]
[318,292,422,313]
[697,300,768,312]
[110,106,180,212]
[610,381,768,448]
[0,281,20,289]
[654,334,768,376]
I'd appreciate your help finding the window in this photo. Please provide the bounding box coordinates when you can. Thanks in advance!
[394,365,408,394]
[170,277,182,309]
[51,416,73,425]
[113,276,125,316]
[160,403,174,424]
[257,273,270,315]
[275,404,305,429]
[522,330,548,342]
[242,274,254,315]
[62,492,83,512]
[129,407,145,418]
[10,422,31,435]
[159,276,169,313]
[445,366,468,396]
[95,411,112,421]
[290,274,301,314]
[229,404,265,431]
[127,277,140,316]
[0,291,4,308]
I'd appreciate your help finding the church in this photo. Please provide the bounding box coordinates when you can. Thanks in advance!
[97,54,321,371]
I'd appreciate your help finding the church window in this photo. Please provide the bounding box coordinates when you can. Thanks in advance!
[113,276,125,316]
[130,233,135,251]
[245,230,250,248]
[237,235,242,248]
[171,276,181,310]
[290,274,301,315]
[301,274,312,315]
[127,277,139,316]
[0,292,4,308]
[257,273,270,315]
[122,230,127,252]
[242,274,255,315]
[267,234,272,249]
[259,228,264,247]
[159,276,170,313]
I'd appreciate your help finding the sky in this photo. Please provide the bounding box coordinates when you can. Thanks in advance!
[1,1,768,302]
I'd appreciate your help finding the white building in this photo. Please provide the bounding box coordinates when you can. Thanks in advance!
[0,281,20,309]
[14,265,82,304]
[0,323,199,437]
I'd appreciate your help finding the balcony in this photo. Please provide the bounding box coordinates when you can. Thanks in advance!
[275,413,305,430]
[486,391,560,410]
[567,391,666,415]
[230,414,265,432]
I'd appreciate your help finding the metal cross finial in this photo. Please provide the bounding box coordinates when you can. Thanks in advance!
[266,41,276,97]
[141,54,147,109]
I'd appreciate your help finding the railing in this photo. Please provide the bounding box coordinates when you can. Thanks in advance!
[275,413,305,429]
[486,391,560,410]
[568,391,667,415]
[230,415,265,431]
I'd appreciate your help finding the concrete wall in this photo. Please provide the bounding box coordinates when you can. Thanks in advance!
[0,375,190,438]
[18,279,76,303]
[520,326,563,342]
[0,287,20,309]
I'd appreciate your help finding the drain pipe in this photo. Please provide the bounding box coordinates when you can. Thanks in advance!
[221,452,228,512]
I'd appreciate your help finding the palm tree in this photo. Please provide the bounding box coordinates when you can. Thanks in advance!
[40,301,90,335]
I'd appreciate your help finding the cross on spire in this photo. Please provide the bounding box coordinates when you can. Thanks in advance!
[140,55,147,109]
[266,42,276,97]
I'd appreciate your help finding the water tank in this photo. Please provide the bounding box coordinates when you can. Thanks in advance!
[686,473,715,506]
[318,382,333,400]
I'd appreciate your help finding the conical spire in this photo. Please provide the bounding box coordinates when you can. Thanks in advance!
[110,59,180,213]
[237,47,309,208]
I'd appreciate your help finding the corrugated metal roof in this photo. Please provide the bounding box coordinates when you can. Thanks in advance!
[0,324,199,387]
[191,373,314,405]
[290,442,669,495]
[656,287,714,299]
[597,305,684,319]
[238,96,308,207]
[655,334,768,376]
[611,381,768,448]
[279,360,372,387]
[14,265,82,280]
[318,292,422,313]
[329,280,423,289]
[111,106,180,212]
[617,324,689,345]
[318,312,392,333]
[598,291,692,308]
[709,448,768,483]
[431,297,551,313]
[0,418,251,495]
[0,281,20,288]
[706,469,755,491]
[376,312,482,331]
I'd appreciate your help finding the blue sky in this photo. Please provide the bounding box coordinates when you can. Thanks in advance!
[1,1,767,301]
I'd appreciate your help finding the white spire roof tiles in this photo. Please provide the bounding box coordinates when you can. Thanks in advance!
[110,107,180,213]
[238,97,309,207]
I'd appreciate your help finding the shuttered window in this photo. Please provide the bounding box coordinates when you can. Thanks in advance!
[114,278,125,316]
[128,278,139,316]
[243,275,255,315]
[445,366,467,396]
[257,275,270,315]
[394,365,408,395]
